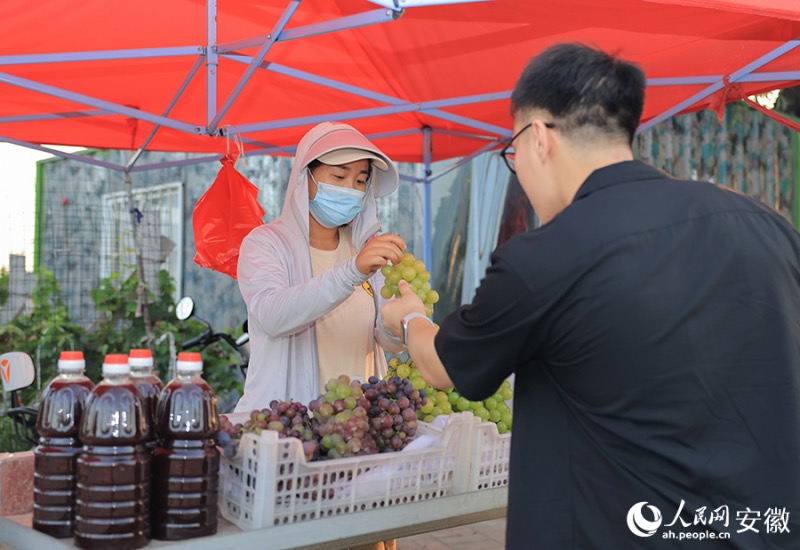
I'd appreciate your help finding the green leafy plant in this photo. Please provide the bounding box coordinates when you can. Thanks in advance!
[0,267,8,306]
[0,415,32,452]
[88,269,243,401]
[0,269,243,452]
[0,270,85,404]
[0,269,84,451]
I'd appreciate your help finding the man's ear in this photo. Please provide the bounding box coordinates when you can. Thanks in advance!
[529,119,553,161]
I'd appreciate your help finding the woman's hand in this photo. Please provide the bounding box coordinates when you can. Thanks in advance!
[356,233,406,276]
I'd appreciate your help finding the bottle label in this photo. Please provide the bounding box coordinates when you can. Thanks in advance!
[168,391,209,434]
[83,392,141,439]
[40,391,78,432]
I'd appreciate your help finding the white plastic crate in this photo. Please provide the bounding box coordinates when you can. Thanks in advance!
[419,414,511,491]
[218,412,475,530]
[470,420,511,491]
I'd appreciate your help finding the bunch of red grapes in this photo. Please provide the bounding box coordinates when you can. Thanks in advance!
[308,375,374,459]
[217,400,318,461]
[218,374,428,462]
[362,375,424,452]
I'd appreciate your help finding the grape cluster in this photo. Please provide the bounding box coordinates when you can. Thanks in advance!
[308,375,374,459]
[215,417,241,458]
[216,372,433,462]
[218,400,319,461]
[362,375,426,452]
[380,252,439,317]
[308,374,428,458]
[387,358,514,434]
[424,383,513,434]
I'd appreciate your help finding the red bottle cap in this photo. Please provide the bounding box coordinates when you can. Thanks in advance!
[102,354,131,376]
[176,352,203,373]
[58,350,86,371]
[129,348,154,369]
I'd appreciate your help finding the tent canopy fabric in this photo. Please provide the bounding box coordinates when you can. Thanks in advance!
[1,0,800,170]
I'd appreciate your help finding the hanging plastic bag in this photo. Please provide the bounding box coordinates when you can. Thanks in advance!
[193,153,265,279]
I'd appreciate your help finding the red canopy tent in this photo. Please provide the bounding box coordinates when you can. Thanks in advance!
[1,0,800,172]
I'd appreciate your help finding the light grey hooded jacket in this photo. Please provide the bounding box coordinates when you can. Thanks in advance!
[234,122,404,412]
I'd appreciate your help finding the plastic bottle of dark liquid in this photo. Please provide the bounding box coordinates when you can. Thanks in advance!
[128,348,163,451]
[74,354,150,550]
[32,350,95,538]
[152,351,220,540]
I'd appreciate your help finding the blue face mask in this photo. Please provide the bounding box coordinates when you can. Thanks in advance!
[308,172,366,228]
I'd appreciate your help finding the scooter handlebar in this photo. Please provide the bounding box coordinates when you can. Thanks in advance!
[181,330,241,352]
[180,331,212,350]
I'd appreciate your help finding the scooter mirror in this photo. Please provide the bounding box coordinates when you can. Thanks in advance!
[1,351,35,392]
[176,296,195,321]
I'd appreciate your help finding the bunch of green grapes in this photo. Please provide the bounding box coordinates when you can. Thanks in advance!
[380,252,439,317]
[439,383,513,434]
[388,358,514,434]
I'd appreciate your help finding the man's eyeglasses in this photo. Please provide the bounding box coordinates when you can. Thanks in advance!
[500,121,556,174]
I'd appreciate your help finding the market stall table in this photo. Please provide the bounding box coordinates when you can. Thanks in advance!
[0,487,507,550]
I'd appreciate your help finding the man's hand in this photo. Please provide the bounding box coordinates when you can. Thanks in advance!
[382,280,453,389]
[381,279,426,338]
[356,233,406,276]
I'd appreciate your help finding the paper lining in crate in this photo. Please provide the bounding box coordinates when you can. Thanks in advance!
[418,414,510,491]
[219,412,475,530]
[471,420,511,490]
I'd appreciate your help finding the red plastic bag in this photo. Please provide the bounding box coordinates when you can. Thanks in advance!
[193,154,265,279]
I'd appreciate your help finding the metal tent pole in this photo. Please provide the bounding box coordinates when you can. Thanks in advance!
[0,136,126,171]
[127,56,206,171]
[422,127,433,271]
[0,71,200,135]
[208,0,300,134]
[638,39,800,133]
[124,172,154,347]
[224,55,510,137]
[206,0,218,130]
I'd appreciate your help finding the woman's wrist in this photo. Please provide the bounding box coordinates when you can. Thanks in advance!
[343,256,370,285]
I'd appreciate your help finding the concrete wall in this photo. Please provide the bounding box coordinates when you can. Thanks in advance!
[0,255,34,325]
[34,151,426,332]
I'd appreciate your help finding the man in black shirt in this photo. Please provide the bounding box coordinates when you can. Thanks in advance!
[382,43,800,548]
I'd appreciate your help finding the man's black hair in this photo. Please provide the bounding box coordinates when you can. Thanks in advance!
[510,43,646,144]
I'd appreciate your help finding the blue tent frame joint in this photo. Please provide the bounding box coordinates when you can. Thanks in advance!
[367,0,490,7]
[127,56,207,171]
[637,38,800,133]
[207,1,301,134]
